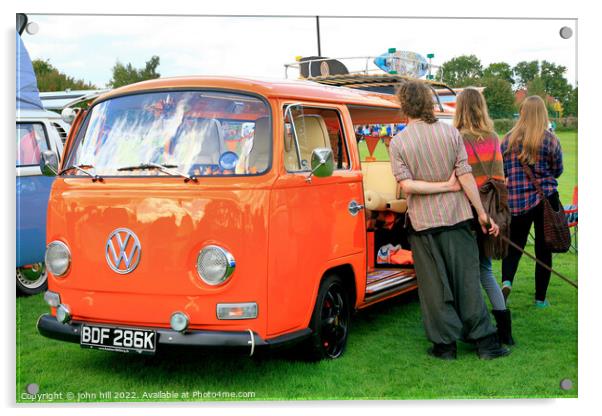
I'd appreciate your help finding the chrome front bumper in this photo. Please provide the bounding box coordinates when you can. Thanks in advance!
[37,314,311,355]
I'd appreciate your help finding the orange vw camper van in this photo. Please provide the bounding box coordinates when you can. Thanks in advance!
[38,76,419,360]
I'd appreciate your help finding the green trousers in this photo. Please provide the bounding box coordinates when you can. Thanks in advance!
[409,223,496,344]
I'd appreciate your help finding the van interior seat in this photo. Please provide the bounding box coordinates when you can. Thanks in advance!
[361,160,407,214]
[248,116,270,173]
[196,118,225,165]
[284,114,331,171]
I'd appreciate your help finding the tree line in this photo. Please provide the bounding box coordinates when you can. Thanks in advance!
[436,55,577,118]
[31,53,577,119]
[32,55,161,92]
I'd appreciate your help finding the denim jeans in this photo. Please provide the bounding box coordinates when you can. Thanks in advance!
[479,254,506,311]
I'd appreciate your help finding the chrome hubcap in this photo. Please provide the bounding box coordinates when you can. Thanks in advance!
[16,263,48,289]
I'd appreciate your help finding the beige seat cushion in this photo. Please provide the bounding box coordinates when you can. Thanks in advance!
[361,160,407,213]
[248,117,270,173]
[195,119,225,165]
[284,114,331,171]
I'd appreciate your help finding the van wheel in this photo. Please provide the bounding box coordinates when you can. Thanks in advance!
[16,263,48,296]
[304,274,351,360]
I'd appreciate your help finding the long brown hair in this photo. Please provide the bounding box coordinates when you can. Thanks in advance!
[396,81,437,124]
[506,95,549,164]
[454,87,495,140]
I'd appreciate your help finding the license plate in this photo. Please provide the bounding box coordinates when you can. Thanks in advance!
[80,324,156,355]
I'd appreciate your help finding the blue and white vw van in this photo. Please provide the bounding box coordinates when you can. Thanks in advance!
[16,108,67,295]
[16,29,69,295]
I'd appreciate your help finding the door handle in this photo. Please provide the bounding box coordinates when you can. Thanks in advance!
[348,200,364,216]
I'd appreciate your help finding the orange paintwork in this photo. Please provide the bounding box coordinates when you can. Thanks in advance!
[47,76,414,341]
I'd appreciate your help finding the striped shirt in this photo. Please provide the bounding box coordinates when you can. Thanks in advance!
[462,133,505,188]
[390,120,473,232]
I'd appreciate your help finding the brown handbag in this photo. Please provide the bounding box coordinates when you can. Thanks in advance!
[520,160,571,253]
[465,137,511,259]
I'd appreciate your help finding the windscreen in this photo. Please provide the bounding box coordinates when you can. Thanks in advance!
[16,123,48,167]
[66,91,271,177]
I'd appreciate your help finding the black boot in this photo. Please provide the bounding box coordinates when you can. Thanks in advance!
[427,341,457,360]
[492,309,515,346]
[475,333,511,360]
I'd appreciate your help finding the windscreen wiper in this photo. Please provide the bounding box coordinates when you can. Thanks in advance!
[117,163,198,183]
[59,164,103,182]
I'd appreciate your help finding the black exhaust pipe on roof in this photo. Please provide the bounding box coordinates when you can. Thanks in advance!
[316,16,322,56]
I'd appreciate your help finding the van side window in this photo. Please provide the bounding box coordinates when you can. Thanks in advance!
[16,123,49,167]
[283,106,350,172]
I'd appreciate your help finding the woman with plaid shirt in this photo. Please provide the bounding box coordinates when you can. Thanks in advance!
[501,96,564,308]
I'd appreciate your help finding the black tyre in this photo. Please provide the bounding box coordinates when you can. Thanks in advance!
[16,263,48,296]
[303,274,351,360]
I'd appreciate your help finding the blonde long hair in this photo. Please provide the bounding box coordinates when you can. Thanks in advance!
[453,87,495,140]
[506,95,549,164]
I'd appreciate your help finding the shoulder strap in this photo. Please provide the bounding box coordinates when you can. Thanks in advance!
[519,157,546,200]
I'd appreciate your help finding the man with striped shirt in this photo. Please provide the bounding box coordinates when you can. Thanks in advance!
[390,81,509,360]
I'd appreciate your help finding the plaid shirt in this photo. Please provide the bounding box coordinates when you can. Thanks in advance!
[501,130,563,215]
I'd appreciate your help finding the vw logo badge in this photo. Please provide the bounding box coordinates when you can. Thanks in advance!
[105,228,141,274]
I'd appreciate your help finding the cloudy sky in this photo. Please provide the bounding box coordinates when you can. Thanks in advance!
[22,14,577,88]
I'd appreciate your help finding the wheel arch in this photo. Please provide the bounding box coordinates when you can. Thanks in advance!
[322,264,357,309]
[306,262,359,327]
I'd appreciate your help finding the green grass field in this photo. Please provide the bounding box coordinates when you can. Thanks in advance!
[16,132,578,403]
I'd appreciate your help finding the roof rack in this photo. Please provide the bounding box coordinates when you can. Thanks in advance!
[40,89,110,111]
[284,53,441,79]
[283,56,455,112]
[302,73,451,90]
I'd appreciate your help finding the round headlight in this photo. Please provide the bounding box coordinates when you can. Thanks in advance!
[45,241,71,277]
[196,245,235,286]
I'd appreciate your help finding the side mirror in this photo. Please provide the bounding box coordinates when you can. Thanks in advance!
[308,148,334,181]
[40,150,59,177]
[61,107,79,124]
